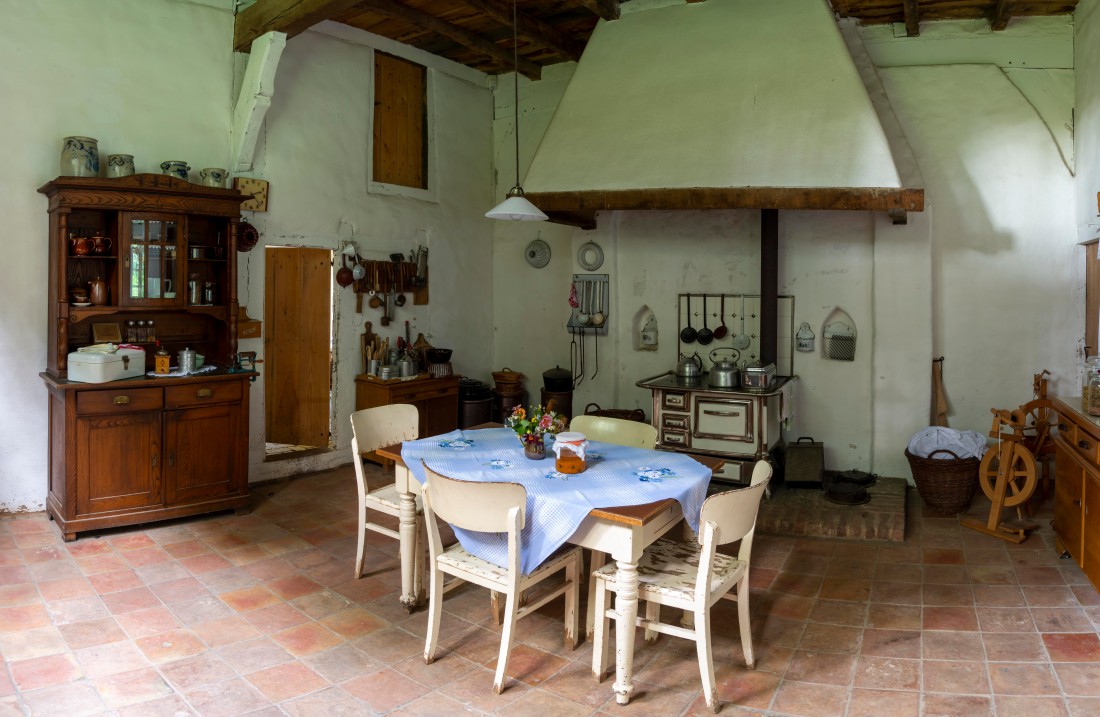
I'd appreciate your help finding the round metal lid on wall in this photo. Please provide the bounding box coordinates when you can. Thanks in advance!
[237,222,259,252]
[525,238,551,268]
[578,241,604,271]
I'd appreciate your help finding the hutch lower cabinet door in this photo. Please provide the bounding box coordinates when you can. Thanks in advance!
[75,408,163,515]
[164,402,245,504]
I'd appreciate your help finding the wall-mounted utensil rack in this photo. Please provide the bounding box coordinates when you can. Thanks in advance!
[568,274,608,336]
[677,293,795,376]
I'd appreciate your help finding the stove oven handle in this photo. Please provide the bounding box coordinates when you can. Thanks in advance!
[703,409,741,417]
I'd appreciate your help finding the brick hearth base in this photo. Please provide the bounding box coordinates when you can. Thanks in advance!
[757,476,907,542]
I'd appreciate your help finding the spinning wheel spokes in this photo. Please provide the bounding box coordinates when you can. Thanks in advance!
[978,444,1037,508]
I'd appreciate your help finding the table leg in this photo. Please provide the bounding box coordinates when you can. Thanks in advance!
[398,486,421,613]
[612,559,639,705]
[586,550,607,639]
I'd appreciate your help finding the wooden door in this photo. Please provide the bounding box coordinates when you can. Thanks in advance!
[164,403,244,503]
[76,411,162,515]
[264,247,331,446]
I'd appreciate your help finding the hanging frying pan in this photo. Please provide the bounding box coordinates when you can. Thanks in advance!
[697,295,713,345]
[680,294,697,344]
[713,295,729,340]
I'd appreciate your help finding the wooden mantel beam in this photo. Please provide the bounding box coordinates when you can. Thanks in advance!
[526,186,925,228]
[235,0,364,52]
[355,0,542,79]
[576,0,620,21]
[991,0,1013,31]
[462,0,584,61]
[903,0,919,37]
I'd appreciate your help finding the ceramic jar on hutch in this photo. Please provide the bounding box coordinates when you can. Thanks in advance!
[106,154,135,178]
[160,161,190,181]
[200,168,227,188]
[60,137,99,177]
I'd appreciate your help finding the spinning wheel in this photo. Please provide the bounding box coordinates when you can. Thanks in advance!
[977,443,1036,508]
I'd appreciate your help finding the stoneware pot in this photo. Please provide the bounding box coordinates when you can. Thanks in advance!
[89,277,108,306]
[160,161,190,181]
[200,168,227,188]
[60,136,99,177]
[106,154,135,178]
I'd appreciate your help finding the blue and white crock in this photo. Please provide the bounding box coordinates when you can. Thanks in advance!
[160,161,190,181]
[60,136,99,177]
[199,168,227,188]
[106,154,135,178]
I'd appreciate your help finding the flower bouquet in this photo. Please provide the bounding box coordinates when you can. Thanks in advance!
[506,404,567,460]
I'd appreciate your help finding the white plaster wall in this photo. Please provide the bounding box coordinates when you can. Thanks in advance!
[1078,0,1100,248]
[244,28,495,476]
[0,0,236,512]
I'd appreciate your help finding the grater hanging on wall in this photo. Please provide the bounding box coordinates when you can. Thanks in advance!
[823,321,856,361]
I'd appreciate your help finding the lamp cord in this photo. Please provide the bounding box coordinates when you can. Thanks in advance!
[512,0,521,191]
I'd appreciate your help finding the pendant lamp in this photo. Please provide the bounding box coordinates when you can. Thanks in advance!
[486,0,547,222]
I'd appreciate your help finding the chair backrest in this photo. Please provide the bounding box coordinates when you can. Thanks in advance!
[350,405,419,500]
[421,463,527,534]
[350,404,419,456]
[697,477,770,548]
[749,459,773,486]
[569,415,657,450]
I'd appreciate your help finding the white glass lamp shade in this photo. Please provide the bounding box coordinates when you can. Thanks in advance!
[486,192,548,222]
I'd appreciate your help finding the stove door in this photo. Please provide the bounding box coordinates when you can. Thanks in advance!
[693,397,755,455]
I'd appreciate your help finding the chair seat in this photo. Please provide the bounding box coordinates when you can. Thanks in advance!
[440,541,581,584]
[364,483,422,513]
[593,538,746,600]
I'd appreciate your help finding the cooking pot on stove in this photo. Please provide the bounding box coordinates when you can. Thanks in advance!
[543,365,573,392]
[708,347,742,388]
[676,352,702,380]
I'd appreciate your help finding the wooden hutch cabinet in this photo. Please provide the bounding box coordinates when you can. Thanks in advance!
[39,175,254,541]
[1052,396,1100,589]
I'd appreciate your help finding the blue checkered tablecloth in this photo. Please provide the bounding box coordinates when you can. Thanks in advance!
[401,428,711,574]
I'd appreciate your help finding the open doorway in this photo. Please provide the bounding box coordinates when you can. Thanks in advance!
[263,247,333,460]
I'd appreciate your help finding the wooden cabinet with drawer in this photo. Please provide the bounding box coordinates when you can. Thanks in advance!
[1052,397,1100,590]
[42,373,252,541]
[355,374,460,461]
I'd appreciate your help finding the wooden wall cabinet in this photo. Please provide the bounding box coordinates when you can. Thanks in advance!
[1052,397,1100,588]
[355,374,459,461]
[40,175,254,540]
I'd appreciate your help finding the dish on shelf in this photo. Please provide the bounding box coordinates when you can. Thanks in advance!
[71,302,92,307]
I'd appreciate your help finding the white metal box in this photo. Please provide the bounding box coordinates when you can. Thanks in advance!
[68,347,146,383]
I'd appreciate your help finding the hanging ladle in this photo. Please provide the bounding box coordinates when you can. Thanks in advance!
[577,282,591,325]
[713,294,729,340]
[697,294,714,345]
[591,281,605,327]
[680,294,697,343]
[732,295,751,350]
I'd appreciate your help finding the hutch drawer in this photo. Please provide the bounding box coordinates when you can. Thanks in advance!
[76,387,163,415]
[165,380,242,409]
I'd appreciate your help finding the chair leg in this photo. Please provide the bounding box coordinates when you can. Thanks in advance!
[354,504,367,580]
[591,577,611,682]
[422,563,444,665]
[586,550,607,639]
[694,607,719,714]
[644,600,660,643]
[493,591,521,694]
[564,552,580,650]
[737,575,754,669]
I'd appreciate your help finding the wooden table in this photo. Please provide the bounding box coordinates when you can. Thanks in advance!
[374,428,723,705]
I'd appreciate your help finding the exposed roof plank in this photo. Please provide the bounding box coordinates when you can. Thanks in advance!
[992,0,1013,29]
[235,0,365,52]
[354,0,542,79]
[576,0,620,21]
[462,0,584,60]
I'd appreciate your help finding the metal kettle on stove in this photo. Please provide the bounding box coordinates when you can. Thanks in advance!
[675,352,702,381]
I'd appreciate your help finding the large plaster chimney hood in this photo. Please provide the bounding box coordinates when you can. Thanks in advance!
[523,0,923,228]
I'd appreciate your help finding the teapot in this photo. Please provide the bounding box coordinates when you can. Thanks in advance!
[675,352,702,381]
[70,236,94,256]
[708,348,742,389]
[92,234,112,255]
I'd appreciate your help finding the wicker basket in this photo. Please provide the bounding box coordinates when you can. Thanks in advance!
[492,368,524,388]
[904,448,980,514]
[583,402,646,423]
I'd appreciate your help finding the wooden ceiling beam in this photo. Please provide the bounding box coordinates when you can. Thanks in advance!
[354,0,542,79]
[235,0,364,52]
[903,0,920,36]
[576,0,620,21]
[992,0,1013,30]
[461,0,584,61]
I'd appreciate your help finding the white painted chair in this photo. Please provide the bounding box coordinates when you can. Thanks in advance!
[591,470,772,714]
[350,405,420,579]
[750,458,773,486]
[569,414,658,450]
[421,463,582,694]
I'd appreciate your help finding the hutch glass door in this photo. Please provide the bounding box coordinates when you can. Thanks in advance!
[124,214,181,305]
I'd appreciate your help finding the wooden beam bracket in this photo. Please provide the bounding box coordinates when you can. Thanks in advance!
[232,31,287,173]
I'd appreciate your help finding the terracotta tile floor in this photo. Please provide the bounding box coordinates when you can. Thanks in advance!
[1,464,1097,716]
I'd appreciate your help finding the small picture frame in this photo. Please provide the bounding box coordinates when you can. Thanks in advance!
[92,322,122,343]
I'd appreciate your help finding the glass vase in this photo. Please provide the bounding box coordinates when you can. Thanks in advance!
[523,436,546,460]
